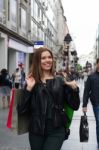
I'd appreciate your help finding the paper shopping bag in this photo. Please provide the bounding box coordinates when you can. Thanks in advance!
[64,102,74,128]
[6,88,30,135]
[6,88,15,128]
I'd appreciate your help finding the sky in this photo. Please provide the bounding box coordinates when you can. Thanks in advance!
[62,0,99,57]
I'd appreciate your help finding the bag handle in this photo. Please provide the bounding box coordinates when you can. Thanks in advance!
[84,112,86,116]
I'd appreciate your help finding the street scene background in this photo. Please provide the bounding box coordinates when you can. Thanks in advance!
[0,0,99,149]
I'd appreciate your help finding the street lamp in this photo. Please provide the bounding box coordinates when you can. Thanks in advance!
[63,33,72,72]
[71,50,78,71]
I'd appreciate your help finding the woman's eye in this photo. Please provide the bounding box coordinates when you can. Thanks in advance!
[41,56,52,60]
[48,56,52,59]
[41,57,46,60]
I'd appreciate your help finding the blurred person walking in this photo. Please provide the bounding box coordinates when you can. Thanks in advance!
[82,58,99,149]
[20,67,26,88]
[0,69,12,108]
[13,68,21,89]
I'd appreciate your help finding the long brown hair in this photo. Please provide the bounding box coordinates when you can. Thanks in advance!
[30,47,55,83]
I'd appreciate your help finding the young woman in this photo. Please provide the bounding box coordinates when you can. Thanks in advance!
[18,47,78,150]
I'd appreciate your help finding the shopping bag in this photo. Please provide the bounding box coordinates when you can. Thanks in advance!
[64,102,74,128]
[6,88,15,128]
[62,102,74,140]
[6,88,30,135]
[79,113,89,142]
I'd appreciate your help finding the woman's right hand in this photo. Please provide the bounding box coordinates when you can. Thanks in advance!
[26,74,36,91]
[82,107,87,113]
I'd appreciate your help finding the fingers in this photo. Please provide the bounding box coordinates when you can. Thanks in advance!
[61,72,67,78]
[71,80,78,89]
[26,74,35,83]
[26,76,36,91]
[26,75,35,85]
[26,74,33,79]
[71,84,77,89]
[82,107,87,113]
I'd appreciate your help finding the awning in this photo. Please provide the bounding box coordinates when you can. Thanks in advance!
[8,38,34,53]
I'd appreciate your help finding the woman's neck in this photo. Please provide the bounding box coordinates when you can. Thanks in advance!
[41,71,54,82]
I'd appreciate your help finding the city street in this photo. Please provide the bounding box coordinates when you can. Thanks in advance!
[0,0,99,149]
[0,80,98,150]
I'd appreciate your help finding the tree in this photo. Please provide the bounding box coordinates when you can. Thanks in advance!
[76,64,82,71]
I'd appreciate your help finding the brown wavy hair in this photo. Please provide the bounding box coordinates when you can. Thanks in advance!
[30,47,55,83]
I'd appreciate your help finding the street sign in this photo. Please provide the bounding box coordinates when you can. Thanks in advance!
[34,41,44,45]
[34,41,44,48]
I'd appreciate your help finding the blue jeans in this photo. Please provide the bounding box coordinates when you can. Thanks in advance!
[93,105,99,146]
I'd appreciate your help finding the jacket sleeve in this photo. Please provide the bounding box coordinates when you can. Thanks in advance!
[82,76,91,107]
[17,88,32,114]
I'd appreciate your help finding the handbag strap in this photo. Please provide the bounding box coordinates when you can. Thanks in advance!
[84,112,87,116]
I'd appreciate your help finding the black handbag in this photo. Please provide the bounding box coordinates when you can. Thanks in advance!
[79,113,89,142]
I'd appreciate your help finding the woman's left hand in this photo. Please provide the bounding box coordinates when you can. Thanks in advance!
[65,80,78,89]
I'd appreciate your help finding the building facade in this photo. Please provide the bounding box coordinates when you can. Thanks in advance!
[0,0,69,75]
[95,24,99,59]
[0,0,33,75]
[54,0,69,71]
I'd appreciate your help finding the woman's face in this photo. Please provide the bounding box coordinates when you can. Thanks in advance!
[41,51,53,71]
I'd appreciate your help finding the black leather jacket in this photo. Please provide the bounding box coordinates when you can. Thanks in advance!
[18,76,72,135]
[83,71,99,107]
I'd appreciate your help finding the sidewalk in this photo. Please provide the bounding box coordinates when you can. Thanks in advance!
[61,102,97,150]
[0,79,98,150]
[61,79,97,150]
[0,102,97,150]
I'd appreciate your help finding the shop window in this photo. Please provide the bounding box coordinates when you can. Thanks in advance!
[10,0,17,27]
[20,6,27,33]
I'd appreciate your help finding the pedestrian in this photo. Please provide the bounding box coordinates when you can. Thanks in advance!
[18,47,78,150]
[82,58,99,149]
[13,68,21,89]
[83,71,88,86]
[0,68,12,108]
[20,67,26,88]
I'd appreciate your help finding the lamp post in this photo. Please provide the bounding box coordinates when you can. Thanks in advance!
[63,33,72,72]
[71,50,78,71]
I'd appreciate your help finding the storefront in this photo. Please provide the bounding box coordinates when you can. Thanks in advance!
[8,38,33,75]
